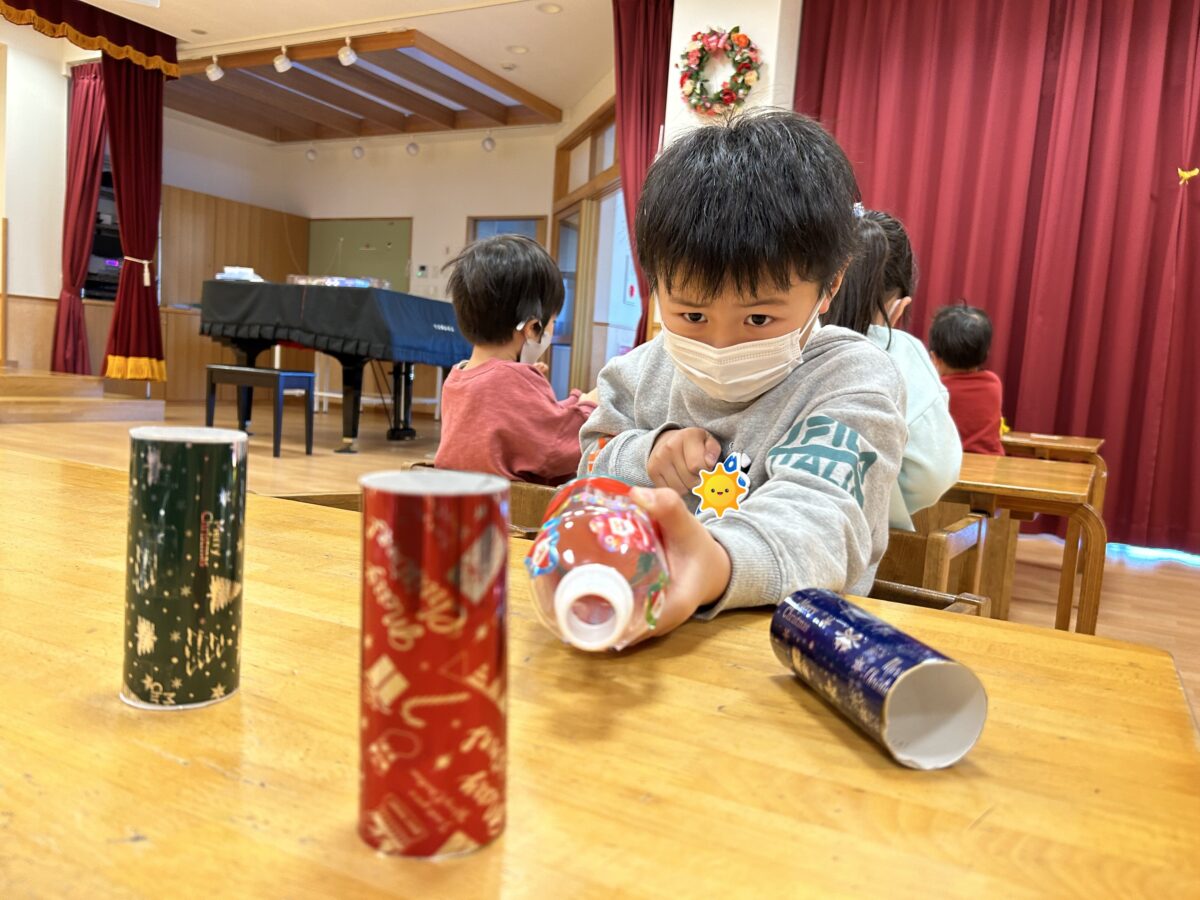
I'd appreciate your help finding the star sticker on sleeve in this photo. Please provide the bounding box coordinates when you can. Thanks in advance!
[180,586,192,597]
[211,684,226,700]
[170,631,181,643]
[141,674,156,690]
[171,678,183,689]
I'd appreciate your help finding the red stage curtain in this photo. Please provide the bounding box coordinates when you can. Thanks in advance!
[101,53,166,382]
[52,62,106,376]
[796,0,1200,553]
[612,0,674,346]
[0,0,177,76]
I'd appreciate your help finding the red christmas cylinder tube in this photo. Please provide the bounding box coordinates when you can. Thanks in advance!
[358,470,510,858]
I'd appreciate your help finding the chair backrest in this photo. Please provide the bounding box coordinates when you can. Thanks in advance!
[869,580,990,617]
[509,481,556,535]
[280,468,557,536]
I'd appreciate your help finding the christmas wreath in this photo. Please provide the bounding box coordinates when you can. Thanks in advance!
[678,26,762,116]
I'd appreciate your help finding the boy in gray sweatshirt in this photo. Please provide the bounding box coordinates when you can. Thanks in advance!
[580,110,908,637]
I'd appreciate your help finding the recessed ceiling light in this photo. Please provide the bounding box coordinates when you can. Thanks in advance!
[190,28,208,36]
[537,3,563,13]
[507,45,528,55]
[500,62,518,71]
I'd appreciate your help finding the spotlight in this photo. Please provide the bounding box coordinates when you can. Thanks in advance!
[338,37,358,67]
[506,45,529,55]
[305,147,318,162]
[406,141,420,157]
[273,46,292,73]
[537,3,563,13]
[481,133,496,152]
[352,144,366,160]
[205,55,224,82]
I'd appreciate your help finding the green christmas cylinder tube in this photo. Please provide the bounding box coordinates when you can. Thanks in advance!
[120,426,248,710]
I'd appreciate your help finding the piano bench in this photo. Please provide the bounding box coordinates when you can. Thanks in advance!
[205,365,315,458]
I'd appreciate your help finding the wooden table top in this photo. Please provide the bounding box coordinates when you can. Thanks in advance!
[954,452,1097,505]
[1003,431,1106,456]
[2,448,1198,897]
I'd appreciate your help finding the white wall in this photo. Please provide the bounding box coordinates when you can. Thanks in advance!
[278,127,557,300]
[663,1,802,146]
[162,111,305,215]
[160,68,619,301]
[0,19,71,299]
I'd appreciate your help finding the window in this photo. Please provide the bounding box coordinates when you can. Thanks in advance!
[467,217,548,245]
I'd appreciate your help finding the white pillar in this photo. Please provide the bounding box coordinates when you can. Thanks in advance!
[662,0,804,148]
[643,0,802,334]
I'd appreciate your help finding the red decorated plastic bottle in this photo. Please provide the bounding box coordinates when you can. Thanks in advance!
[525,476,669,652]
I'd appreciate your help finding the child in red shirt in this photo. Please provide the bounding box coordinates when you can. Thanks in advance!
[929,304,1005,455]
[435,235,597,484]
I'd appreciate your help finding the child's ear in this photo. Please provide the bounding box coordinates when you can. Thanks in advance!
[824,265,850,308]
[890,296,913,327]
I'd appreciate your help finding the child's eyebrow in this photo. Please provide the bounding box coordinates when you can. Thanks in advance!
[737,296,792,307]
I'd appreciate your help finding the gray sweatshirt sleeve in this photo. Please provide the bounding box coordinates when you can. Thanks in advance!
[699,387,906,617]
[578,353,676,485]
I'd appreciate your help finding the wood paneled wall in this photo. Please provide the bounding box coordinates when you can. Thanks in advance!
[161,186,310,306]
[8,190,446,409]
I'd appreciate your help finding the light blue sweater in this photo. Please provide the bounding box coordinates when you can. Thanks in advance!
[865,325,962,529]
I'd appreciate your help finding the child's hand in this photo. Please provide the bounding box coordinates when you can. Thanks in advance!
[629,486,731,640]
[531,362,550,379]
[580,388,599,404]
[648,427,721,496]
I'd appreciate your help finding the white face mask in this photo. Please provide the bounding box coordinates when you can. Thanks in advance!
[662,299,824,403]
[517,319,553,364]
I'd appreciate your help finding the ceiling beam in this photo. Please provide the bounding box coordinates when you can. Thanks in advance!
[217,70,363,137]
[164,88,290,143]
[410,31,561,124]
[168,79,322,141]
[361,50,508,126]
[178,30,418,77]
[252,66,410,134]
[306,58,456,130]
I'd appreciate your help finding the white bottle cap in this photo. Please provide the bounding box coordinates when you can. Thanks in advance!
[553,564,635,652]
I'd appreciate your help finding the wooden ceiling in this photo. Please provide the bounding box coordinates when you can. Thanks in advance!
[168,29,562,143]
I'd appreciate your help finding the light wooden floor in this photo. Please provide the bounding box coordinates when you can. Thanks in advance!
[0,399,440,496]
[2,399,1197,725]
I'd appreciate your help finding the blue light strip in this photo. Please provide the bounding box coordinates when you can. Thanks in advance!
[1107,543,1200,569]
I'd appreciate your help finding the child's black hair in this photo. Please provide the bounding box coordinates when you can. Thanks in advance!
[445,234,564,346]
[635,108,860,301]
[929,303,993,370]
[824,210,917,342]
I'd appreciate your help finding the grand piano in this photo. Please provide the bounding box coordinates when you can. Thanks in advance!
[200,280,471,451]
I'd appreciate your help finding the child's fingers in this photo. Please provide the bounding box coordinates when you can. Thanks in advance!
[681,431,711,479]
[670,455,701,493]
[631,486,693,535]
[648,456,689,495]
[703,435,721,469]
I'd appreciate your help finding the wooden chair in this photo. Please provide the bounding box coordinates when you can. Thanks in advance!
[876,504,989,595]
[509,482,556,535]
[868,580,991,617]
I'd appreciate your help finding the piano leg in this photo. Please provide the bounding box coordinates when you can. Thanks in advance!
[387,362,417,441]
[335,359,365,454]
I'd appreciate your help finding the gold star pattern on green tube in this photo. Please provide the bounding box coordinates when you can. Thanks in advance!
[121,428,248,709]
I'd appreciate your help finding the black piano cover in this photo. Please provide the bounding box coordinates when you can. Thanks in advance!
[200,281,472,368]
